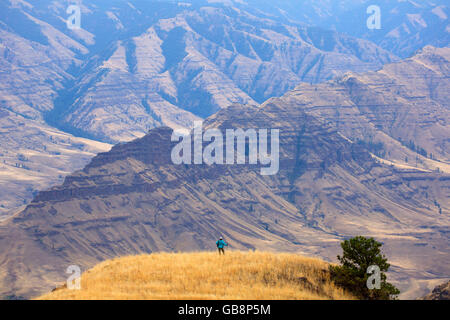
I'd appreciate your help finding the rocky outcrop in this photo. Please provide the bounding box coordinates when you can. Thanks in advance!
[277,46,450,168]
[420,281,450,300]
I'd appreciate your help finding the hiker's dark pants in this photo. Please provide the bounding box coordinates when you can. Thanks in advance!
[218,248,225,255]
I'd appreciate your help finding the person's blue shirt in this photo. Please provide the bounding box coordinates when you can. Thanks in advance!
[216,239,228,249]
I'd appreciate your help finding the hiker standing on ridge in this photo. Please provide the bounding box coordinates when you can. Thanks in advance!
[216,237,228,255]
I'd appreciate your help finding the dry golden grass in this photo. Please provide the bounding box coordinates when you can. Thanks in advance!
[38,251,355,300]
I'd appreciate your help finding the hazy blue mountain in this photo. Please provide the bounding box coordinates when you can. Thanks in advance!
[237,0,449,58]
[1,0,397,143]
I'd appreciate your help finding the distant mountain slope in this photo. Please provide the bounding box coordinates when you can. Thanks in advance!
[0,110,111,217]
[0,0,399,215]
[276,46,450,167]
[326,0,450,58]
[0,0,397,143]
[44,3,397,143]
[238,0,450,58]
[0,49,448,299]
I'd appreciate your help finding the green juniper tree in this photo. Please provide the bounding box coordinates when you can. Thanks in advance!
[329,236,400,300]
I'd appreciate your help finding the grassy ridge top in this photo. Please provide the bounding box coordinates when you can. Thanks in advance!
[39,251,354,300]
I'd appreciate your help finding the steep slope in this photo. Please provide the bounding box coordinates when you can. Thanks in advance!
[0,5,112,213]
[275,46,450,168]
[53,4,397,143]
[38,251,355,300]
[0,0,114,215]
[0,69,448,299]
[0,110,111,217]
[0,0,398,144]
[0,0,399,215]
[326,0,450,58]
[240,0,450,58]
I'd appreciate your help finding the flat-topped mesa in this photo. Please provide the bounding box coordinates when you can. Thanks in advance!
[29,102,378,204]
[86,127,176,168]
